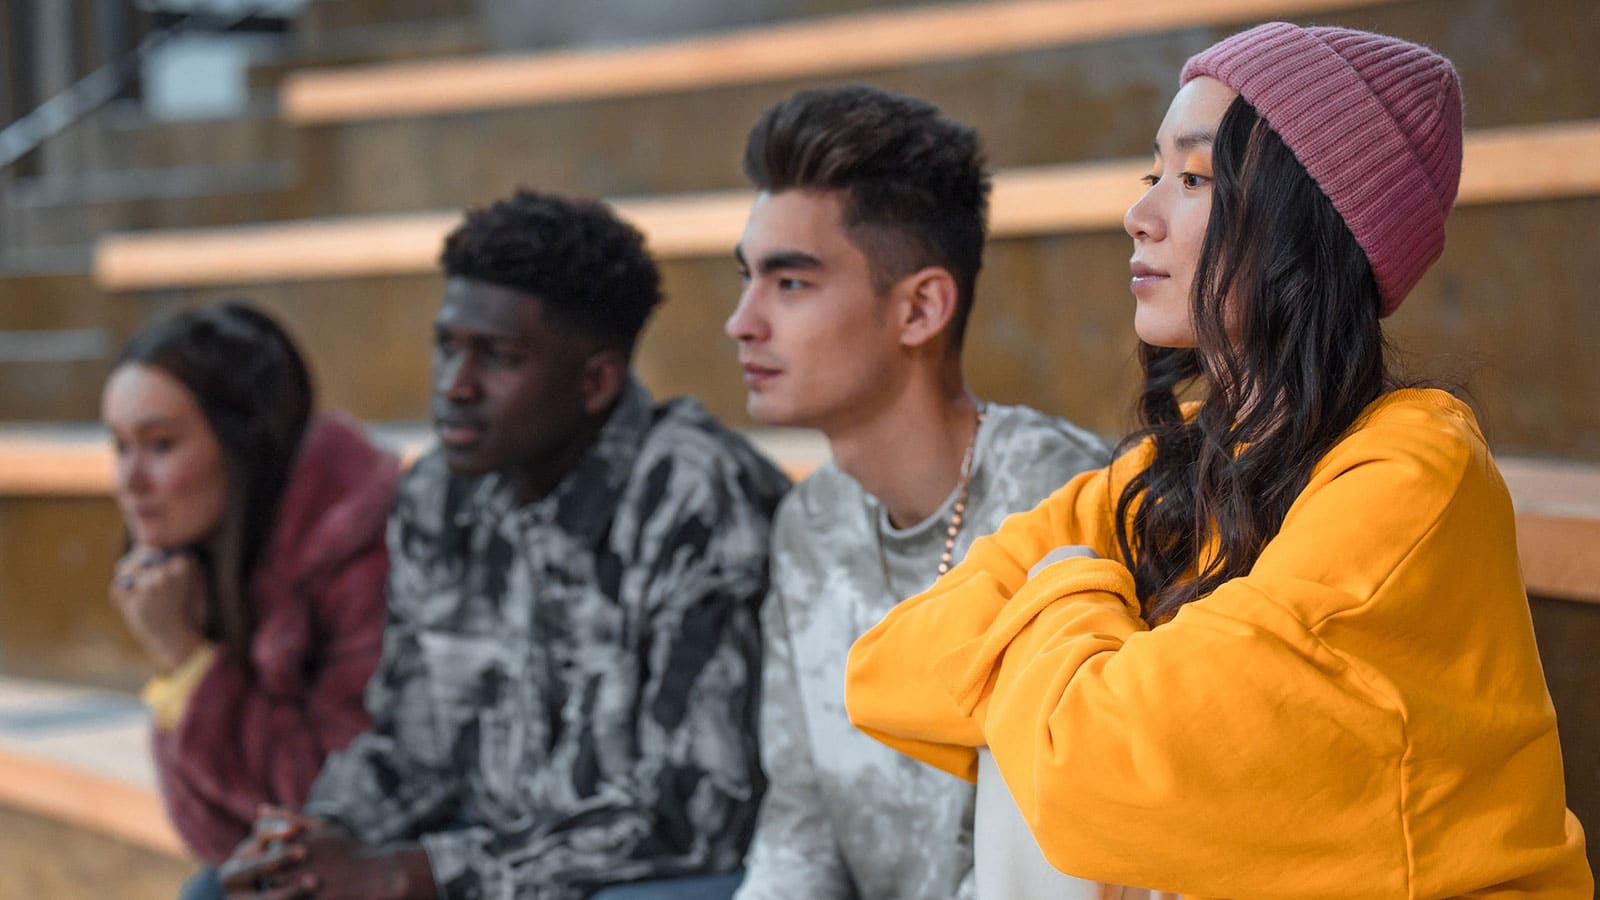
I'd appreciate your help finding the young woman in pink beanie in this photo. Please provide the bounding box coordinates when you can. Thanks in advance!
[844,22,1592,898]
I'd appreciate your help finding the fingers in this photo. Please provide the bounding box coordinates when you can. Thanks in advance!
[251,875,319,900]
[219,840,308,890]
[255,803,325,838]
[111,547,181,592]
[222,872,318,900]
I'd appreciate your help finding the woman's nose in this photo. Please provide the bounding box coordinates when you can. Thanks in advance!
[1124,186,1165,242]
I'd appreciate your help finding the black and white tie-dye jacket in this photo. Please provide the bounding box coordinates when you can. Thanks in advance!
[304,379,790,899]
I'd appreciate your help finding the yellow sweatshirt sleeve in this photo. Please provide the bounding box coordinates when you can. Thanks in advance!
[846,391,1591,898]
[845,453,1137,782]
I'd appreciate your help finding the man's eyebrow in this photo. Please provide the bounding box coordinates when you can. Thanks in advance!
[433,320,526,344]
[754,250,823,275]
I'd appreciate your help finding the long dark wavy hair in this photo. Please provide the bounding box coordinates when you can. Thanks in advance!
[1115,95,1390,625]
[113,302,314,661]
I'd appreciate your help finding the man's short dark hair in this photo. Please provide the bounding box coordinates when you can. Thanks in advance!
[742,84,991,349]
[441,189,662,353]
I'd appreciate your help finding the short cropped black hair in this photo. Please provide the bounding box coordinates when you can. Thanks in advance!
[742,84,991,349]
[440,189,662,353]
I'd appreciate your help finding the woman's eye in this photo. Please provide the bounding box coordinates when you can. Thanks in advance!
[1140,173,1160,186]
[1180,172,1209,189]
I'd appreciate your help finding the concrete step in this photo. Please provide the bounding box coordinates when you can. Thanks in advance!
[4,162,303,254]
[36,100,294,182]
[276,0,1597,218]
[0,273,131,422]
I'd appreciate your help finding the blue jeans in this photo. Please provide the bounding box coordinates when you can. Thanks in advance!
[178,867,224,900]
[589,871,743,900]
[181,861,742,899]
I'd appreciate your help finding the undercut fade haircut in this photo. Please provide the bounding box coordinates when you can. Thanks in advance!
[742,84,991,350]
[441,189,663,353]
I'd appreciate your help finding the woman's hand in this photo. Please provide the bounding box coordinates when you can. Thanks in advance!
[110,547,207,672]
[1027,544,1100,579]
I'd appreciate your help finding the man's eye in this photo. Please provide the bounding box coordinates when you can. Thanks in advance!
[484,346,526,367]
[778,277,808,290]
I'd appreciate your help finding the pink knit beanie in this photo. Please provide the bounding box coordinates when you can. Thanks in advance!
[1180,22,1463,316]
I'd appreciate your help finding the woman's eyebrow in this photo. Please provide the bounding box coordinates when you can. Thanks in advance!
[1173,130,1216,151]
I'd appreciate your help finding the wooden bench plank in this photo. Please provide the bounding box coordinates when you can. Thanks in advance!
[280,0,1399,123]
[0,747,185,860]
[91,120,1600,291]
[2,429,1594,603]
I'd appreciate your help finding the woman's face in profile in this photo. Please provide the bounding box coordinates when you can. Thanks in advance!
[1123,75,1238,348]
[101,364,229,550]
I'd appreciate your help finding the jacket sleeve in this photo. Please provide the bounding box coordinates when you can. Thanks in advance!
[420,467,774,900]
[732,584,855,900]
[151,542,388,864]
[302,514,467,846]
[847,413,1586,897]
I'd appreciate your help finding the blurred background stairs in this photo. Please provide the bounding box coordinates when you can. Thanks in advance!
[1,0,1596,892]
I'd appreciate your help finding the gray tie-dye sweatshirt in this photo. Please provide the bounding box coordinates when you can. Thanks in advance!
[304,380,791,899]
[735,403,1107,900]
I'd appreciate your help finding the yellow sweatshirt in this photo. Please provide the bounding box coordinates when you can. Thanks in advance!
[845,389,1591,898]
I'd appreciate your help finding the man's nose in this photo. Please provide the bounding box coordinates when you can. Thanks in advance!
[725,288,766,343]
[438,354,480,403]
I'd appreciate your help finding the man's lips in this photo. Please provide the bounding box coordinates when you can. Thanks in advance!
[741,362,780,387]
[435,419,487,447]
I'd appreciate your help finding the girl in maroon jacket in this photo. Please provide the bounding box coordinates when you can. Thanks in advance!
[102,302,397,896]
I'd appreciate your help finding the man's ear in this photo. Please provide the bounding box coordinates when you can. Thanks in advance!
[580,347,629,416]
[895,266,960,351]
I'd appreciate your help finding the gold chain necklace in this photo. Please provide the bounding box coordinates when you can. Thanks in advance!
[873,405,986,599]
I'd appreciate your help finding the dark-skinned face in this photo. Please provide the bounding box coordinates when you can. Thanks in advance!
[431,277,595,496]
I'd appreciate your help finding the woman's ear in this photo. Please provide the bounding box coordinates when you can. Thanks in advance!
[580,347,629,416]
[895,266,961,351]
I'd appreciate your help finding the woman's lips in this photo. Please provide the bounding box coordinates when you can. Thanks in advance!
[1129,261,1169,291]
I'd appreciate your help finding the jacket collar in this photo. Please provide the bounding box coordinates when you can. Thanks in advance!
[475,377,653,543]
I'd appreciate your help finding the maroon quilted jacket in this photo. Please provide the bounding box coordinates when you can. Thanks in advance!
[151,412,398,863]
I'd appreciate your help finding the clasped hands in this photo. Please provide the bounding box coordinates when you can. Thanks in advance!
[218,805,434,900]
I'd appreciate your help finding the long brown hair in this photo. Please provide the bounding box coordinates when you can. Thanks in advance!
[1115,96,1390,625]
[113,302,313,661]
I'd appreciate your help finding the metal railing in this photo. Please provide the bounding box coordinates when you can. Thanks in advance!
[0,8,274,171]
